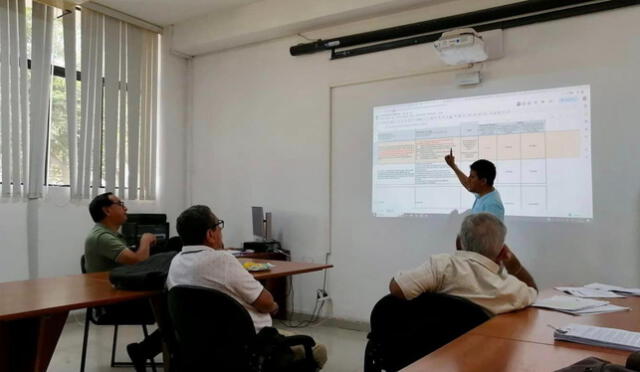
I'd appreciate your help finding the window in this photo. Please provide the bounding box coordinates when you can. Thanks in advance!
[46,6,81,186]
[0,2,158,199]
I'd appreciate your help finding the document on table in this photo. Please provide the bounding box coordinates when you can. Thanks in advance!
[571,304,630,315]
[533,296,629,315]
[555,324,640,351]
[585,283,640,296]
[533,296,608,311]
[555,286,625,298]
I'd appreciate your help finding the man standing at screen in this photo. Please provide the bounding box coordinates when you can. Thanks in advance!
[445,150,505,221]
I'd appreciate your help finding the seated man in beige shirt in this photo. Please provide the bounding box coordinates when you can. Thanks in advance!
[389,213,537,315]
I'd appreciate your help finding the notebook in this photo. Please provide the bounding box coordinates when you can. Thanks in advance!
[555,324,640,351]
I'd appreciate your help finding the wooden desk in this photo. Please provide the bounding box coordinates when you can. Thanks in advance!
[402,288,640,371]
[401,334,628,372]
[0,273,157,372]
[0,260,332,372]
[238,258,333,280]
[469,288,640,352]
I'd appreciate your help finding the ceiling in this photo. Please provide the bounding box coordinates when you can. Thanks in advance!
[90,0,263,26]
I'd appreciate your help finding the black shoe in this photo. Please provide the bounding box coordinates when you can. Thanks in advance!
[127,342,146,372]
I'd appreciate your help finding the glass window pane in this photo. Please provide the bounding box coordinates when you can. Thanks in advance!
[47,75,70,185]
[51,8,64,67]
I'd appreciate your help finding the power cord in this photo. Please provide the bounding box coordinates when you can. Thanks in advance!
[275,251,331,328]
[275,276,327,328]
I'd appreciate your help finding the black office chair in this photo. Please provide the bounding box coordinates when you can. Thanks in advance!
[148,289,181,372]
[168,285,318,372]
[364,293,490,372]
[79,255,160,372]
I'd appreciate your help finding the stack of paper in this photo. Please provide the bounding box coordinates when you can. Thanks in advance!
[555,324,640,351]
[532,295,630,315]
[555,286,625,298]
[585,283,640,296]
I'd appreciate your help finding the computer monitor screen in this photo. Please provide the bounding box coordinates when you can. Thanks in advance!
[252,206,264,238]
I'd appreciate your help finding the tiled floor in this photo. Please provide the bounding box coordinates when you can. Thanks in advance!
[48,313,368,372]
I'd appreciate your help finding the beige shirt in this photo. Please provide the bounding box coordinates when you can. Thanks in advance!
[394,251,537,315]
[167,246,272,332]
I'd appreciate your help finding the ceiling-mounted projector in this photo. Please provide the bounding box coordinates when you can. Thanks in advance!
[433,28,488,65]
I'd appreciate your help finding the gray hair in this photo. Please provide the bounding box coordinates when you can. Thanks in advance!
[459,213,507,259]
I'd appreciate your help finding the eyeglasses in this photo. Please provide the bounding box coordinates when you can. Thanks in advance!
[111,200,126,208]
[212,220,224,230]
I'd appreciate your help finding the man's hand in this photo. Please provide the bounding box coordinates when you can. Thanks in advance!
[444,148,456,168]
[140,233,157,247]
[497,245,538,291]
[499,245,518,272]
[117,234,155,265]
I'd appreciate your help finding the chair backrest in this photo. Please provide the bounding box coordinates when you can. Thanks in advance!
[168,285,256,372]
[368,293,490,371]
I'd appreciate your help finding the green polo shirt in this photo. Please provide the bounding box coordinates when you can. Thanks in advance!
[84,223,129,273]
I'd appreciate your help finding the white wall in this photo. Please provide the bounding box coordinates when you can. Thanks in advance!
[0,200,28,281]
[171,0,466,56]
[187,2,640,323]
[0,30,188,281]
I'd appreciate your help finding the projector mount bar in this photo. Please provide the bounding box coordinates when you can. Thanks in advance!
[289,0,640,60]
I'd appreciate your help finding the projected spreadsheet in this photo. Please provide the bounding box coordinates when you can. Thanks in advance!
[372,85,592,219]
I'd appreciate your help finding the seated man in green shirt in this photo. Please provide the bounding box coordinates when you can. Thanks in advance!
[84,192,161,372]
[85,193,156,272]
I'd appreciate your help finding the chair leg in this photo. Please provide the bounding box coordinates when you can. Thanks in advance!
[110,324,119,367]
[79,310,91,372]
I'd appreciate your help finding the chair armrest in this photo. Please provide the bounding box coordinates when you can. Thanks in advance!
[283,335,316,362]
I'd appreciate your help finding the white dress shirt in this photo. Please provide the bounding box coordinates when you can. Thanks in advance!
[167,245,272,331]
[394,250,537,315]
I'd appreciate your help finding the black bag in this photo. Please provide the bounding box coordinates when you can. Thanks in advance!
[554,352,640,372]
[109,251,177,290]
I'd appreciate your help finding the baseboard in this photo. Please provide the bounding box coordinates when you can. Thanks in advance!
[284,312,370,332]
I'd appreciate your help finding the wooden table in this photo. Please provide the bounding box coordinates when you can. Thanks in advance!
[0,259,332,372]
[238,258,333,280]
[0,273,156,372]
[401,334,628,372]
[469,288,640,350]
[402,288,640,371]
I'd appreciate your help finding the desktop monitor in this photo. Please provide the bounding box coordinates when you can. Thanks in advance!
[252,206,264,239]
[122,213,169,248]
[251,206,272,241]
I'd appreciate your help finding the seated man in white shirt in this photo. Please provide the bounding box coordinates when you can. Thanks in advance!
[167,205,327,368]
[389,213,537,315]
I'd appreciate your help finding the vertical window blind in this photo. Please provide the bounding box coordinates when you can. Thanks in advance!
[75,7,158,200]
[0,1,159,200]
[0,0,31,197]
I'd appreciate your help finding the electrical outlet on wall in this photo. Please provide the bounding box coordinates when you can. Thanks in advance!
[316,289,330,301]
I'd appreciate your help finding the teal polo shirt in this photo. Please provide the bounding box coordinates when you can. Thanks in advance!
[471,190,505,222]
